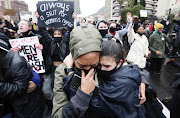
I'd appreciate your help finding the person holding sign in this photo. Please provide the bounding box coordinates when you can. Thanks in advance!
[0,32,42,118]
[10,19,52,74]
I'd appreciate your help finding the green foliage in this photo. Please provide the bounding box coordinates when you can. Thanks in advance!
[168,14,175,21]
[121,4,146,23]
[126,0,134,7]
[140,0,146,7]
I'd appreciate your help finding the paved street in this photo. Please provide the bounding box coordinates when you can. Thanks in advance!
[147,57,180,100]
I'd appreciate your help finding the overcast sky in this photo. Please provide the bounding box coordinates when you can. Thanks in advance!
[23,0,105,17]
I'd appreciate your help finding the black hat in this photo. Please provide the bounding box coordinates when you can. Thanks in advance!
[133,21,142,32]
[0,32,9,52]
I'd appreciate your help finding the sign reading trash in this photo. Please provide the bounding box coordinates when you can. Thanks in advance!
[9,36,45,73]
[37,1,74,27]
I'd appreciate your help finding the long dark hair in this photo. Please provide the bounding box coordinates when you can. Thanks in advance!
[100,39,127,63]
[53,28,66,37]
[0,49,7,81]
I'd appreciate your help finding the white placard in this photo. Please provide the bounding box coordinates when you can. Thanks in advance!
[9,36,45,73]
[140,10,148,17]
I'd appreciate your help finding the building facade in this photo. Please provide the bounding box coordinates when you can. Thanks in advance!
[156,0,180,18]
[0,0,28,21]
[104,0,159,21]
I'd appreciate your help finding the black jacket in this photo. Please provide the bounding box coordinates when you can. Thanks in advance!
[0,50,32,117]
[62,65,141,118]
[49,28,71,66]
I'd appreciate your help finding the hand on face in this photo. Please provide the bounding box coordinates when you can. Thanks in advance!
[80,68,96,95]
[63,53,74,68]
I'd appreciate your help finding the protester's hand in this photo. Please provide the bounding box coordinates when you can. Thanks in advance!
[72,13,76,19]
[35,11,40,18]
[132,16,138,24]
[63,53,73,68]
[8,29,15,32]
[127,12,132,22]
[11,45,21,53]
[81,68,96,95]
[27,81,37,93]
[35,44,43,50]
[139,83,146,105]
[156,51,162,56]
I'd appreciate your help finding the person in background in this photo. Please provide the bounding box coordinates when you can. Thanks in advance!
[11,19,52,73]
[149,23,173,74]
[108,13,131,42]
[160,15,171,35]
[96,20,113,41]
[126,16,149,69]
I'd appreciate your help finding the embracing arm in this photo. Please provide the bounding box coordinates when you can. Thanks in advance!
[52,64,69,118]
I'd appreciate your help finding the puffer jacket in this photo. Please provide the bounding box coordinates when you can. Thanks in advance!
[62,65,141,118]
[0,50,32,117]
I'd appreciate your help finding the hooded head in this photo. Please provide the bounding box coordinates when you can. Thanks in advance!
[70,24,102,74]
[70,24,102,61]
[96,20,109,37]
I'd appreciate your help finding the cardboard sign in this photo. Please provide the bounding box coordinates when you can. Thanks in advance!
[140,10,147,17]
[3,9,15,16]
[9,36,45,73]
[37,1,74,28]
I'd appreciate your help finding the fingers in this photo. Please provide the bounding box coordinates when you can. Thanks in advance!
[85,68,94,79]
[81,70,85,79]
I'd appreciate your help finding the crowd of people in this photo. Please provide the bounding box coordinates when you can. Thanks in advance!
[0,9,180,118]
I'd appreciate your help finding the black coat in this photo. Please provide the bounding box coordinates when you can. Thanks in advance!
[49,29,71,62]
[0,50,32,117]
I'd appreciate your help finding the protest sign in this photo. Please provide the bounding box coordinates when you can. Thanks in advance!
[140,10,147,17]
[37,1,74,28]
[9,36,45,73]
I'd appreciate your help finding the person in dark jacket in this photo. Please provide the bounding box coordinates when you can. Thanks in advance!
[50,28,70,68]
[0,32,42,118]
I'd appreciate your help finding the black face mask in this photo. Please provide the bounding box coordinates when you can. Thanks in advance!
[54,37,62,42]
[74,66,92,76]
[22,30,31,37]
[96,65,119,79]
[138,32,144,36]
[109,27,116,33]
[99,29,108,37]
